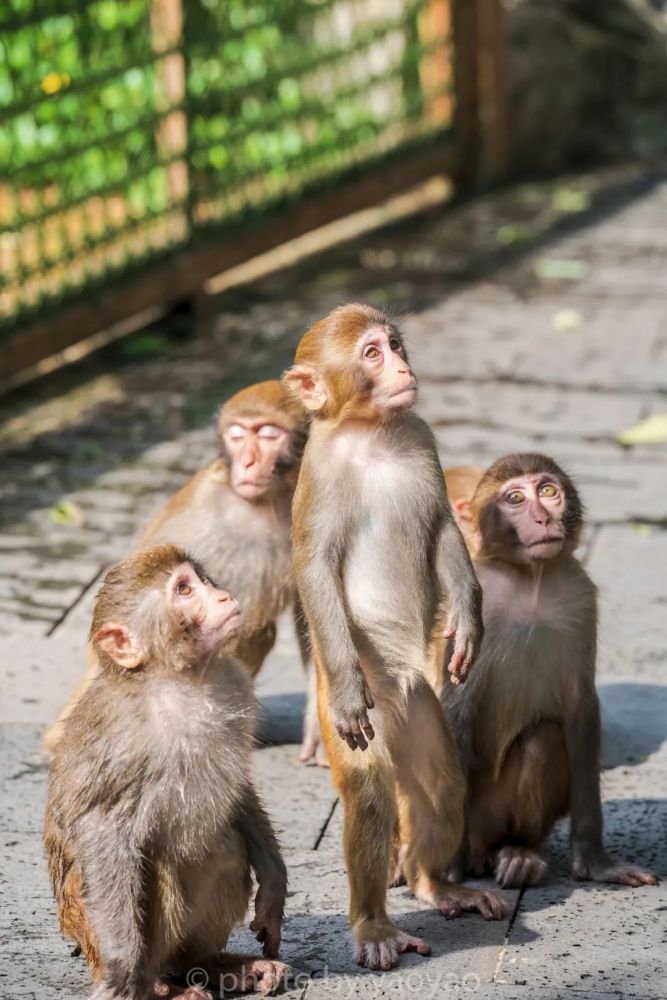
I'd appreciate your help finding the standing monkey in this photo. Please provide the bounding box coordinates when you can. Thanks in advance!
[284,304,503,972]
[45,380,325,765]
[439,453,658,889]
[44,545,289,999]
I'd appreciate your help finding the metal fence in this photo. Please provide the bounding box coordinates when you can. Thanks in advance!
[0,0,506,379]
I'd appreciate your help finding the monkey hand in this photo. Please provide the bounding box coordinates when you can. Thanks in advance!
[572,846,658,888]
[250,881,284,958]
[329,674,375,751]
[444,609,483,684]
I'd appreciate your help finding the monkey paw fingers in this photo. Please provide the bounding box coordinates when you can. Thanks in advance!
[435,885,506,920]
[334,709,375,751]
[574,855,658,887]
[242,959,290,996]
[249,916,281,959]
[495,846,547,888]
[355,931,430,971]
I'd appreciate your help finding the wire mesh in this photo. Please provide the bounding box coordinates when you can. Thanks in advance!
[0,0,453,336]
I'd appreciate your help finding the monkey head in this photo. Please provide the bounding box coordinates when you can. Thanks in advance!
[464,453,583,566]
[283,303,417,422]
[90,545,243,673]
[218,380,307,501]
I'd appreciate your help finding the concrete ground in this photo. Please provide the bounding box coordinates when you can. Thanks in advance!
[1,162,666,1000]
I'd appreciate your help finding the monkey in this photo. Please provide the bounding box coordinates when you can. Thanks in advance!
[283,303,504,973]
[44,545,290,999]
[437,453,659,890]
[44,380,326,766]
[442,465,486,554]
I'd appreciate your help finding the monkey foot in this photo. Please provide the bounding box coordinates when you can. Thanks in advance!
[354,923,431,971]
[426,883,506,921]
[219,958,290,996]
[388,842,408,888]
[299,738,330,768]
[494,846,548,888]
[153,982,212,1000]
[572,851,658,887]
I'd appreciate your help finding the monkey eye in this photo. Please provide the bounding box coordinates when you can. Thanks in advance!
[225,425,246,442]
[539,482,558,498]
[257,424,283,439]
[389,337,402,352]
[506,490,525,505]
[363,345,381,360]
[175,580,193,597]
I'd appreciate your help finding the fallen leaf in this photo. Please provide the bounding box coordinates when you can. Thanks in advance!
[48,500,84,526]
[534,259,589,281]
[617,413,667,446]
[630,522,653,537]
[552,187,590,214]
[552,308,582,332]
[495,223,536,246]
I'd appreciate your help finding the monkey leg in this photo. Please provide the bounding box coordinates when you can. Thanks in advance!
[316,664,430,971]
[300,665,329,767]
[469,721,570,888]
[44,814,103,978]
[395,676,505,920]
[235,623,277,678]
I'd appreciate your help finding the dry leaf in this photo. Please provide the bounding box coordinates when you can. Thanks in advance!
[49,500,84,526]
[617,413,667,446]
[552,308,582,332]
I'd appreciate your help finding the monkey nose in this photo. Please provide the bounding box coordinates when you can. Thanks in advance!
[217,591,231,603]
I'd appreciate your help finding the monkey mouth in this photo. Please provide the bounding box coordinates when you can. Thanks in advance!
[388,382,417,403]
[523,536,564,549]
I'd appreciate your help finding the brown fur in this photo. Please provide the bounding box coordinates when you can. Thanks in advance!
[43,380,316,759]
[441,453,657,890]
[285,305,501,971]
[44,546,289,998]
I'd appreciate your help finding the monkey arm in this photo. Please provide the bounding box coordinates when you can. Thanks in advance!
[436,516,484,683]
[293,591,311,669]
[564,629,655,886]
[76,808,153,996]
[296,541,375,751]
[234,788,287,958]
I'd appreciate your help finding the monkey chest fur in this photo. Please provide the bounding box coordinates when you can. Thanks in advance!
[329,428,443,654]
[463,563,596,769]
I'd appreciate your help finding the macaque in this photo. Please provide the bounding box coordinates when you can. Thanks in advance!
[284,303,503,973]
[442,465,484,550]
[439,453,658,890]
[44,545,289,999]
[44,380,325,765]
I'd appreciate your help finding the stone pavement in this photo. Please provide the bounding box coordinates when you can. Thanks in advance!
[1,162,666,1000]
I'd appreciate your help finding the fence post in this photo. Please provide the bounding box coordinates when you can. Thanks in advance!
[451,0,510,187]
[476,0,510,182]
[150,0,190,224]
[419,0,454,128]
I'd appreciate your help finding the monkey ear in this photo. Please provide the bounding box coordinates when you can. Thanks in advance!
[283,365,327,412]
[93,624,144,670]
[453,498,473,523]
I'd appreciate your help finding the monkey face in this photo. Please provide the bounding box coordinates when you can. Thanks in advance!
[357,326,417,412]
[221,420,293,501]
[167,561,242,653]
[492,474,567,563]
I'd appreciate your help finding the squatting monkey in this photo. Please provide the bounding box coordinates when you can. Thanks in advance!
[439,454,658,889]
[45,381,324,765]
[284,303,504,972]
[44,545,290,998]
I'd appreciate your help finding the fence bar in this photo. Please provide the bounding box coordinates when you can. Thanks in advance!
[0,138,454,381]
